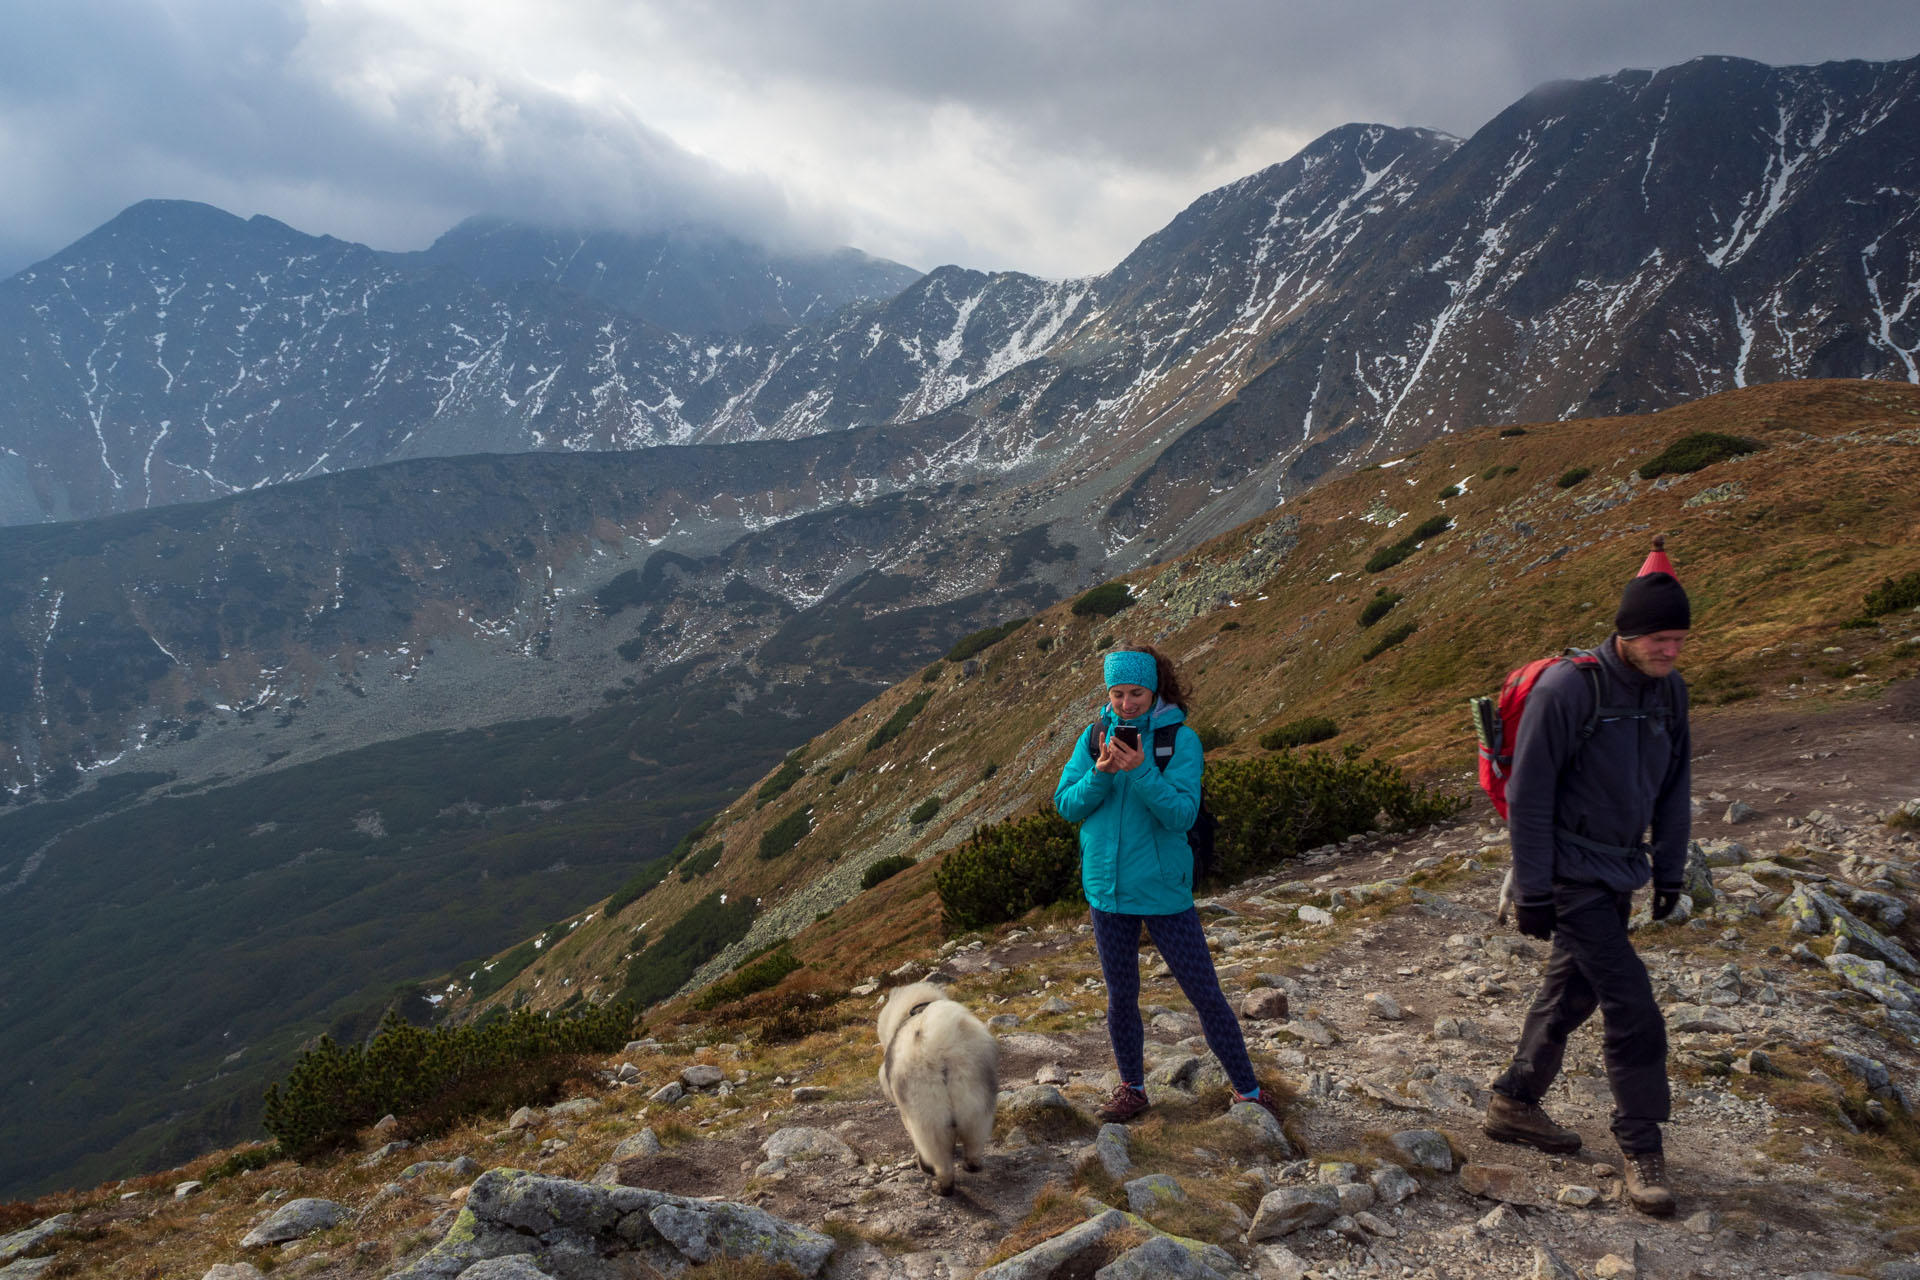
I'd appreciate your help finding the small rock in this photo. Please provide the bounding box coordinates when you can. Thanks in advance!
[1316,1161,1361,1184]
[1352,1209,1398,1238]
[1365,992,1403,1021]
[202,1266,268,1280]
[1684,1208,1719,1234]
[1459,1163,1532,1203]
[507,1105,541,1129]
[1248,1185,1341,1240]
[1297,905,1335,927]
[1086,1124,1133,1180]
[1038,996,1074,1014]
[1726,801,1759,825]
[1478,1203,1523,1235]
[1594,1254,1636,1280]
[610,1129,663,1160]
[1370,1165,1420,1206]
[1555,1184,1600,1206]
[1388,1129,1454,1172]
[1254,1244,1310,1280]
[174,1181,205,1200]
[649,1081,686,1105]
[1123,1172,1187,1215]
[680,1063,726,1090]
[791,1086,830,1103]
[1531,1243,1580,1280]
[1242,988,1290,1020]
[1334,1182,1375,1214]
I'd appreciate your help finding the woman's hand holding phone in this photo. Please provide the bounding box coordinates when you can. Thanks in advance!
[1094,725,1145,773]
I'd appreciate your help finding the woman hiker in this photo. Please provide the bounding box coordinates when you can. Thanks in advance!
[1054,644,1282,1124]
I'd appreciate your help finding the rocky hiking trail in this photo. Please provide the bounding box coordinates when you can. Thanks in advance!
[8,688,1920,1280]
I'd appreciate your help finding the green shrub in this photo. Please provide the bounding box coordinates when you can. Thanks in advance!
[1481,466,1500,481]
[868,691,934,752]
[1362,622,1417,661]
[1408,516,1450,542]
[466,939,539,1000]
[1259,717,1338,750]
[1499,427,1527,437]
[694,946,801,1010]
[1219,620,1241,631]
[605,857,672,916]
[1556,467,1591,489]
[758,806,812,859]
[1036,635,1055,652]
[981,762,999,781]
[1365,544,1412,574]
[947,617,1029,662]
[909,796,942,825]
[921,665,941,683]
[755,750,807,807]
[1192,722,1236,751]
[1438,484,1461,499]
[1358,590,1403,628]
[262,1003,636,1158]
[1207,747,1465,884]
[618,891,757,1009]
[1502,465,1519,476]
[206,1143,281,1182]
[1071,583,1134,618]
[677,841,723,881]
[664,818,717,865]
[1635,432,1762,479]
[829,765,853,785]
[936,810,1083,933]
[861,854,916,890]
[1863,569,1920,617]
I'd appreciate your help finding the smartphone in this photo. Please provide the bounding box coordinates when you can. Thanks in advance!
[1112,726,1141,750]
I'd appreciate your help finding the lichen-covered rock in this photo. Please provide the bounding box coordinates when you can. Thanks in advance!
[1248,1185,1341,1240]
[1123,1173,1186,1215]
[0,1216,73,1266]
[1093,1232,1238,1279]
[238,1199,346,1249]
[610,1129,663,1160]
[1001,1084,1087,1139]
[1826,953,1920,1012]
[1388,1129,1454,1172]
[973,1209,1129,1280]
[1370,1165,1420,1206]
[760,1127,854,1164]
[1221,1100,1294,1155]
[388,1168,833,1280]
[1086,1124,1133,1180]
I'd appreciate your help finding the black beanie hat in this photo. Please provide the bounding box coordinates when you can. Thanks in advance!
[1616,571,1691,637]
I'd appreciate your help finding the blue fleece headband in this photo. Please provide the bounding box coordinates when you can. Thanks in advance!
[1103,650,1158,691]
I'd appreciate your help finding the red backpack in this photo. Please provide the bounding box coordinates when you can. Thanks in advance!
[1469,650,1605,819]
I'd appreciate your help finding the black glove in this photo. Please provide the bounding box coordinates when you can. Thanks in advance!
[1514,899,1556,940]
[1651,885,1684,920]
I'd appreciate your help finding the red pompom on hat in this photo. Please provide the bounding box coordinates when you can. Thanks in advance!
[1637,534,1677,580]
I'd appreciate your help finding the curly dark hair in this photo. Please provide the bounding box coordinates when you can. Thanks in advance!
[1114,644,1190,712]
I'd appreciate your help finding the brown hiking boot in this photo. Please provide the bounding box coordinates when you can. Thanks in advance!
[1095,1083,1151,1123]
[1622,1151,1676,1216]
[1482,1092,1582,1154]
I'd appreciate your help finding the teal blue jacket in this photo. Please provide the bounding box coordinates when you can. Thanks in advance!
[1054,700,1203,916]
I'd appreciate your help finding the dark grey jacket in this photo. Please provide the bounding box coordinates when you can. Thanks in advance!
[1506,637,1690,903]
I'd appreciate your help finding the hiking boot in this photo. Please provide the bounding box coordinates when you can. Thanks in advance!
[1482,1092,1582,1154]
[1095,1083,1151,1123]
[1622,1150,1676,1216]
[1232,1085,1287,1127]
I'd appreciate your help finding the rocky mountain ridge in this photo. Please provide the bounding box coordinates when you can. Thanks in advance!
[2,53,1915,537]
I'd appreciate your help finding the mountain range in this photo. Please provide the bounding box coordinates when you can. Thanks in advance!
[1,51,1918,1198]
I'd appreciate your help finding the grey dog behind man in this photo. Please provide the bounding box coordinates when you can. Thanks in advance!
[877,981,998,1194]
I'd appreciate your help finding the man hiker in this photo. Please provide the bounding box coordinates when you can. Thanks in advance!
[1483,537,1692,1216]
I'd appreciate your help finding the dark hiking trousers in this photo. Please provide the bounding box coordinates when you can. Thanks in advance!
[1090,906,1259,1095]
[1492,881,1670,1153]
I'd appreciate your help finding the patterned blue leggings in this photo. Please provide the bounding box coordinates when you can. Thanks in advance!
[1090,906,1258,1094]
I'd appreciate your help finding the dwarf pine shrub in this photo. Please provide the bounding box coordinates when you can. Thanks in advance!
[935,810,1083,933]
[1365,544,1413,574]
[909,796,942,825]
[861,854,916,890]
[677,841,723,881]
[868,691,933,751]
[1071,582,1133,618]
[947,617,1029,662]
[605,858,671,917]
[1635,431,1761,478]
[758,806,811,859]
[1259,716,1338,750]
[1556,467,1591,489]
[1358,590,1403,628]
[1363,621,1417,661]
[1439,484,1461,499]
[1863,569,1920,617]
[1365,519,1450,573]
[1499,427,1527,437]
[1207,747,1465,883]
[694,945,801,1010]
[262,1003,636,1157]
[755,750,807,807]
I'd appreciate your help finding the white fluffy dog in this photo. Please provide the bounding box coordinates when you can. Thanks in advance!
[876,981,999,1195]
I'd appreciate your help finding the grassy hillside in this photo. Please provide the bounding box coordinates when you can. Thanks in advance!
[463,379,1920,1027]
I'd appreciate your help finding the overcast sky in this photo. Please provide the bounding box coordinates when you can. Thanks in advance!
[3,0,1916,281]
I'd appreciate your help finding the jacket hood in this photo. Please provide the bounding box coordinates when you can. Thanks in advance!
[1099,698,1189,731]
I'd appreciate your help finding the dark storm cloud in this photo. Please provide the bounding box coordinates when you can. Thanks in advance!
[2,0,1916,278]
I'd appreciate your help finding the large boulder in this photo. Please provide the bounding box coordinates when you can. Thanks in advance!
[239,1199,346,1249]
[388,1167,834,1279]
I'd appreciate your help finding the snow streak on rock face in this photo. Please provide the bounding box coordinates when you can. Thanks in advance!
[1,55,1917,534]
